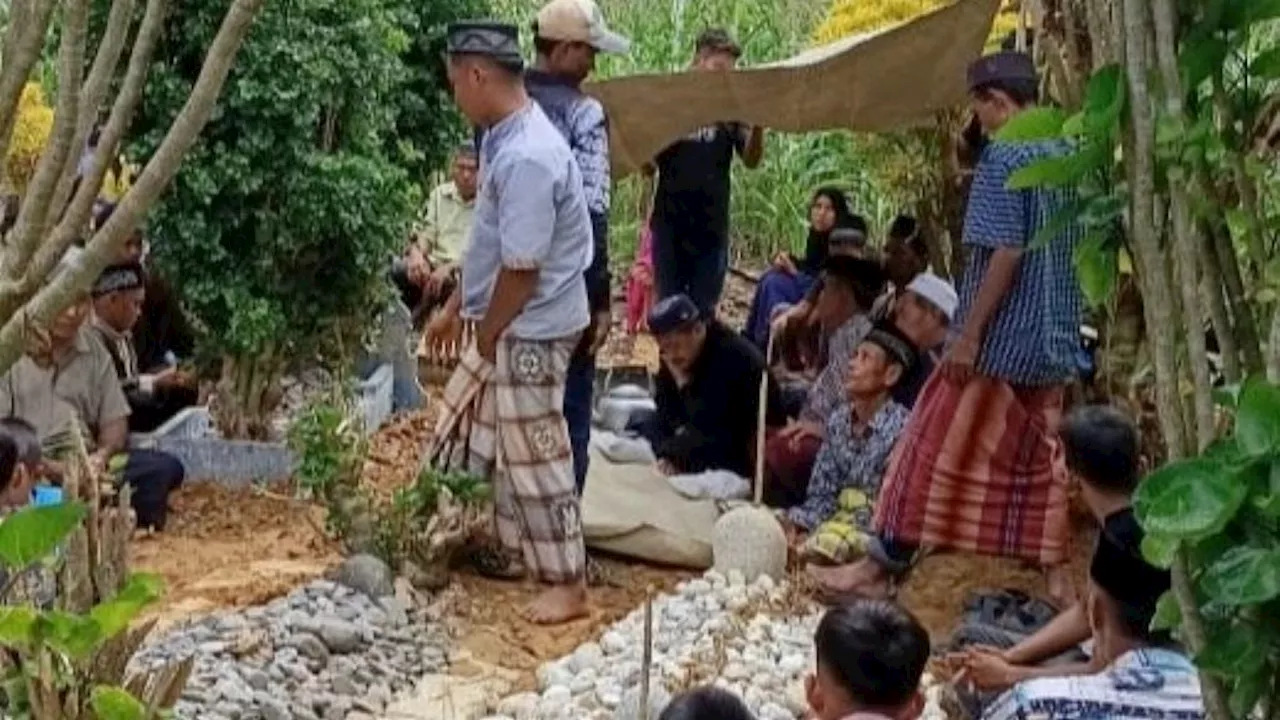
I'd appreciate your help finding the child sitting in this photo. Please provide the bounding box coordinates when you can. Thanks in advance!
[807,599,931,720]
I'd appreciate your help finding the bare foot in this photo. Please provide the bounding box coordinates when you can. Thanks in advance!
[807,559,891,604]
[523,582,588,625]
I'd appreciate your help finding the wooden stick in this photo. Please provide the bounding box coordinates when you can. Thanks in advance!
[753,332,775,506]
[639,585,655,719]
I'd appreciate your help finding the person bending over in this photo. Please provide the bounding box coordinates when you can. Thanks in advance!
[632,294,785,478]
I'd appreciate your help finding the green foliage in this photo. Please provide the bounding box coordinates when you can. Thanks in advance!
[372,467,491,568]
[1135,378,1280,715]
[127,0,473,375]
[287,398,369,545]
[0,503,162,718]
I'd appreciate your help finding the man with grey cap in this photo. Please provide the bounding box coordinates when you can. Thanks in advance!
[525,0,629,497]
[819,51,1084,603]
[433,21,593,624]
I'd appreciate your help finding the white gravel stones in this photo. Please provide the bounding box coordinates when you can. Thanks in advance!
[132,579,450,720]
[482,570,947,720]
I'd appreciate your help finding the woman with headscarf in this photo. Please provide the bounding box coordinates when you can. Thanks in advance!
[743,187,852,347]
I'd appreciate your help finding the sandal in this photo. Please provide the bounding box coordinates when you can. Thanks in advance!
[467,545,525,580]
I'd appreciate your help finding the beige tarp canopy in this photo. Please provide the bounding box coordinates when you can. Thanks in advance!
[585,0,1002,179]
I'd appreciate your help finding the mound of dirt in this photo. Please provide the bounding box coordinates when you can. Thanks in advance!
[131,483,338,631]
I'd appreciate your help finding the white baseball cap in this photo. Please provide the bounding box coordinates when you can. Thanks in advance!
[535,0,631,55]
[905,272,959,323]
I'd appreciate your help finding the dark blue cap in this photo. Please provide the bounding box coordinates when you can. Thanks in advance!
[967,51,1037,92]
[648,294,701,335]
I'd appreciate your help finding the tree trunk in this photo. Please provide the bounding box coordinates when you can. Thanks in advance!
[214,349,285,441]
[0,0,268,378]
[1207,209,1265,373]
[1199,230,1240,383]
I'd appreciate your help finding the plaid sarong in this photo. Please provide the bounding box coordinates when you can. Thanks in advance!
[431,335,585,584]
[872,371,1070,565]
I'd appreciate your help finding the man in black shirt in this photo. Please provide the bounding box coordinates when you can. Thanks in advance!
[647,29,764,317]
[633,294,785,478]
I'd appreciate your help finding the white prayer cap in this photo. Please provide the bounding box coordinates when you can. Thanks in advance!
[906,272,959,323]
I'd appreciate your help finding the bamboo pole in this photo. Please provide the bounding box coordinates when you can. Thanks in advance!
[753,332,775,506]
[639,586,655,719]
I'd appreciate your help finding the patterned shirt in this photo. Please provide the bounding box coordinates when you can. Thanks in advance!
[461,102,593,341]
[958,140,1084,386]
[984,648,1205,720]
[801,314,872,425]
[787,400,909,531]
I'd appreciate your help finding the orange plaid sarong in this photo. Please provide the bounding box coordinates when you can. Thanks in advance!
[872,371,1070,565]
[431,335,585,584]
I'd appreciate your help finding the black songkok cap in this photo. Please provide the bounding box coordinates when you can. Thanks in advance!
[446,21,524,69]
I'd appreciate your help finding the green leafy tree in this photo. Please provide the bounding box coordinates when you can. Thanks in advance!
[128,0,476,439]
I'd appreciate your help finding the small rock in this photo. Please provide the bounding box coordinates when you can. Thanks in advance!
[315,617,363,654]
[332,673,361,696]
[569,642,605,673]
[496,691,539,718]
[291,633,331,663]
[244,670,270,691]
[334,554,395,598]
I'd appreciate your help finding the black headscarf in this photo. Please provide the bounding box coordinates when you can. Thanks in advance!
[798,187,853,276]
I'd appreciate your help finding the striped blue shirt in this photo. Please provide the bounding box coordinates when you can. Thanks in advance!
[957,140,1084,386]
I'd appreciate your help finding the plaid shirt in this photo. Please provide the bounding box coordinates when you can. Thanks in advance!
[958,140,1084,386]
[801,314,872,425]
[984,648,1205,720]
[788,400,909,530]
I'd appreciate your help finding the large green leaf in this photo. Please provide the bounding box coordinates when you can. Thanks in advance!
[1221,0,1280,28]
[1179,32,1228,90]
[40,610,102,659]
[90,573,164,638]
[0,606,38,647]
[1236,377,1280,458]
[1029,197,1089,249]
[1082,64,1125,137]
[1196,621,1267,678]
[0,503,87,569]
[995,107,1068,142]
[1006,146,1101,190]
[1072,230,1118,308]
[1150,591,1182,631]
[90,686,147,720]
[1141,533,1179,569]
[1200,547,1280,606]
[1253,47,1280,79]
[1256,461,1280,519]
[1135,458,1249,539]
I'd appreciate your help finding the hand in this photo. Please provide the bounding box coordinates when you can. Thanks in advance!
[772,252,796,275]
[942,333,980,386]
[87,452,110,477]
[38,459,65,482]
[424,308,463,362]
[154,367,194,389]
[656,459,677,476]
[425,264,454,296]
[405,246,430,287]
[780,420,822,449]
[586,309,612,356]
[476,325,498,364]
[961,647,1026,692]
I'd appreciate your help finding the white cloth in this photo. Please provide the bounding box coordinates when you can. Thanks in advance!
[667,469,751,501]
[590,430,656,465]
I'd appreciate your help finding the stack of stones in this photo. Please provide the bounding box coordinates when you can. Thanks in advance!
[130,556,451,720]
